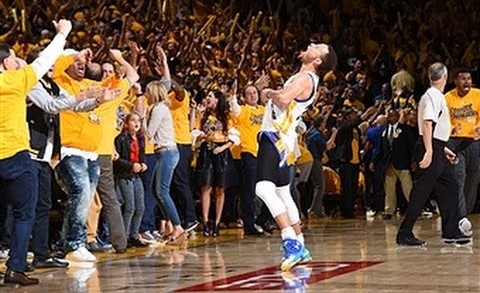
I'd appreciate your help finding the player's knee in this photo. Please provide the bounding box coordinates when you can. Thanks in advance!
[255,180,276,201]
[275,185,300,225]
[256,180,286,217]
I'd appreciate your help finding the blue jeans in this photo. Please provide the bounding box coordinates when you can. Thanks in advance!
[0,198,13,249]
[140,154,159,232]
[31,161,53,261]
[117,176,145,238]
[152,148,181,226]
[55,155,100,251]
[0,151,37,272]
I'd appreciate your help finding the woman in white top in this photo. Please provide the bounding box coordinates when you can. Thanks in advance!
[143,81,185,242]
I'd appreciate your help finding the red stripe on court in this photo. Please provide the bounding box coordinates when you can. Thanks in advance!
[175,261,382,291]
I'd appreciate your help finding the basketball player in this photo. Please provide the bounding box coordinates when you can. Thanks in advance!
[255,43,337,271]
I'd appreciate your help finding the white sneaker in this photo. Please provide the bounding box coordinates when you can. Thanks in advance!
[253,224,264,233]
[459,217,473,237]
[421,210,433,218]
[66,247,97,263]
[152,230,162,240]
[67,267,97,284]
[140,231,157,244]
[0,249,9,260]
[0,249,34,261]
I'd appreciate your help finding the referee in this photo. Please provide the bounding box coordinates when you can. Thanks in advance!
[396,62,468,246]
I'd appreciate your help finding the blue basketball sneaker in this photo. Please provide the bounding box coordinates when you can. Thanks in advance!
[299,246,312,264]
[280,238,305,271]
[281,266,312,291]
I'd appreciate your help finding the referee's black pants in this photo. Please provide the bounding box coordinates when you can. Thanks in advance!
[398,138,459,239]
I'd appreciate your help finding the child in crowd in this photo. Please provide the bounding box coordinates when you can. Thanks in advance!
[114,113,148,248]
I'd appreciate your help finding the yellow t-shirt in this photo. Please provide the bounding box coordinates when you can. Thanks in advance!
[296,144,313,165]
[350,128,360,164]
[169,90,191,145]
[0,66,38,159]
[95,77,131,155]
[196,114,232,143]
[343,99,365,112]
[234,105,265,157]
[230,145,242,160]
[12,42,35,59]
[445,88,480,138]
[113,93,156,155]
[53,55,106,151]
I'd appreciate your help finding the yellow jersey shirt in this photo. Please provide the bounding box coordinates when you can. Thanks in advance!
[198,114,232,143]
[0,65,38,159]
[234,105,265,157]
[445,88,480,138]
[296,144,313,165]
[350,128,361,164]
[343,99,365,112]
[53,55,132,153]
[53,55,103,151]
[113,93,155,155]
[95,77,131,155]
[230,145,242,160]
[169,90,192,145]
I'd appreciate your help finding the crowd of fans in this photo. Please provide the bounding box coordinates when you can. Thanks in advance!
[1,0,480,276]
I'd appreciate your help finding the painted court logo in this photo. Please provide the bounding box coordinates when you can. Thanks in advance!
[176,261,382,291]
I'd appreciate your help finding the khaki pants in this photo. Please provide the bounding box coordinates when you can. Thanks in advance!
[86,192,103,243]
[384,165,412,215]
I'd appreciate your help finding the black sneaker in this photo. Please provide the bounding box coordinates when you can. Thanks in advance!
[256,222,274,234]
[86,241,110,252]
[383,214,393,220]
[244,228,264,236]
[34,257,69,269]
[396,233,426,246]
[442,233,472,245]
[128,238,148,248]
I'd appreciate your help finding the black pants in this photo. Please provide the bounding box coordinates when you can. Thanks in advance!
[256,134,290,186]
[241,152,257,232]
[449,138,480,217]
[171,144,197,227]
[31,161,53,261]
[223,155,241,223]
[399,139,459,238]
[339,162,359,218]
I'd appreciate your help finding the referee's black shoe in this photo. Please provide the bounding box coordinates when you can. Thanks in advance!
[396,232,426,246]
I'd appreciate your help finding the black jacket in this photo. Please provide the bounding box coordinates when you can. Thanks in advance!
[376,123,416,170]
[334,120,362,164]
[27,79,61,159]
[113,132,146,178]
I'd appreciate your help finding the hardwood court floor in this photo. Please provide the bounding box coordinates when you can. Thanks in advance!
[1,213,480,292]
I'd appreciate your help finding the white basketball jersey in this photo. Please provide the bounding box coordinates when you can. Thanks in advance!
[260,71,319,156]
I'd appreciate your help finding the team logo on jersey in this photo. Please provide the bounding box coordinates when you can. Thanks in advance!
[250,113,264,125]
[450,104,477,120]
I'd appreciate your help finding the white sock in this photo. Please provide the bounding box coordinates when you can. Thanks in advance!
[281,227,296,240]
[297,233,305,244]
